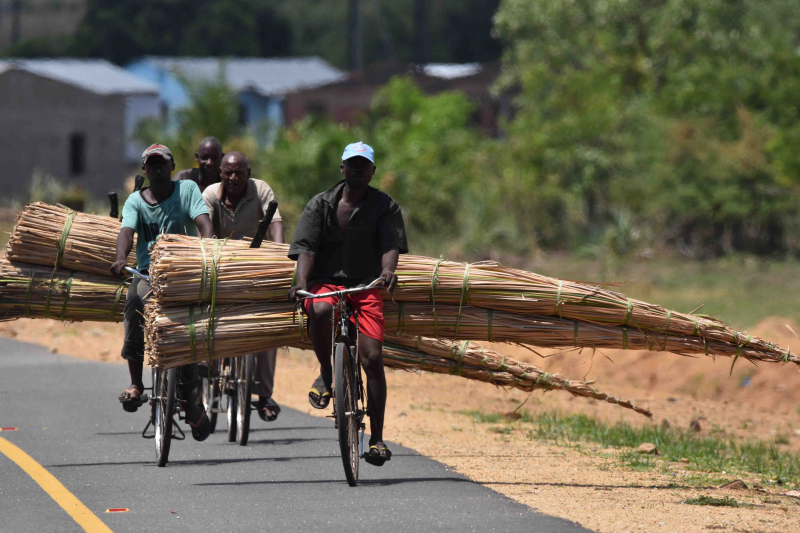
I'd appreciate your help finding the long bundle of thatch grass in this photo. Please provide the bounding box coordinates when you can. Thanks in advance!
[144,299,799,371]
[380,334,652,418]
[147,235,795,363]
[6,202,136,277]
[0,260,128,322]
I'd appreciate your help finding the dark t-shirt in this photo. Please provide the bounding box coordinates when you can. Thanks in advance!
[288,180,408,288]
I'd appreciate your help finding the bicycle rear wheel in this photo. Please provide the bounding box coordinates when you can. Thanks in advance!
[154,367,177,467]
[334,342,359,486]
[201,367,219,434]
[236,354,254,446]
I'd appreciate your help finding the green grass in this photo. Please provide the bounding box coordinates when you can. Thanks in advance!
[461,409,800,487]
[682,495,741,507]
[534,255,800,329]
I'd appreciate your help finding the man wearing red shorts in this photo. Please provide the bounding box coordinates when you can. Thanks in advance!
[288,141,407,466]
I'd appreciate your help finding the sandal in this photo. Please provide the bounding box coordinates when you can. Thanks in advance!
[119,385,144,413]
[364,441,392,467]
[256,397,281,422]
[308,375,331,410]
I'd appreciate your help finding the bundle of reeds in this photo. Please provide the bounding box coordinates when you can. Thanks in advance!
[144,300,798,370]
[6,202,135,277]
[380,334,652,418]
[0,260,128,322]
[147,235,795,364]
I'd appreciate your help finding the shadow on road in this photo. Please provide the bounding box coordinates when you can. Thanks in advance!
[195,476,472,487]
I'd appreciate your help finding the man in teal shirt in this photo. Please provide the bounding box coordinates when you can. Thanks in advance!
[111,143,215,441]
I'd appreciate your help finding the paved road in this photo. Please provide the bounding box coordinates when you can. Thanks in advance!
[0,338,592,532]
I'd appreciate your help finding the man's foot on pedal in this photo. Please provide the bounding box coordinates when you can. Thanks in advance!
[119,384,144,413]
[308,375,331,410]
[364,441,392,467]
[256,397,281,422]
[186,406,211,441]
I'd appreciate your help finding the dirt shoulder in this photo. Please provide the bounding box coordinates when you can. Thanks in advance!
[2,318,799,532]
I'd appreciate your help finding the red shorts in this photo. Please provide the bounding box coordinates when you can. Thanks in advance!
[302,283,385,341]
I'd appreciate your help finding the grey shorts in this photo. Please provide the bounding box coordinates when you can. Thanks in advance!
[121,274,150,362]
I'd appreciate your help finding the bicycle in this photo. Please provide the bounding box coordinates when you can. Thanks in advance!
[296,278,385,486]
[126,266,192,467]
[202,354,254,445]
[200,200,278,447]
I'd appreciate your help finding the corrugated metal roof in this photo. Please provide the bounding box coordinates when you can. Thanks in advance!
[0,59,159,95]
[139,56,346,97]
[422,63,483,79]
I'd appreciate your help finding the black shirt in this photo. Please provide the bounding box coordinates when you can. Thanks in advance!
[288,180,408,288]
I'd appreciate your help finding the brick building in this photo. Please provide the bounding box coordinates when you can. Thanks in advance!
[0,59,160,200]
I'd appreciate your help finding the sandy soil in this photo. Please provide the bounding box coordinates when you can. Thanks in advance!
[2,317,800,532]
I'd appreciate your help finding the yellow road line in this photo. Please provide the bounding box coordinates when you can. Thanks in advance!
[0,437,114,533]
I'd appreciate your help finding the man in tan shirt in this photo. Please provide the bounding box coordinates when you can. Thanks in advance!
[204,151,284,421]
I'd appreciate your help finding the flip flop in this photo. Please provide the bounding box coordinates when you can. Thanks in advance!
[119,385,144,413]
[256,397,281,422]
[308,375,331,410]
[364,442,392,467]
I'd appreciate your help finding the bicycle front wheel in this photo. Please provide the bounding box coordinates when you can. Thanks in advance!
[226,359,237,443]
[236,354,254,446]
[154,367,176,467]
[334,342,359,486]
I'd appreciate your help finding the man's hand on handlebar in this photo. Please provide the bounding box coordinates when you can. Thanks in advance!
[288,280,308,301]
[110,260,128,279]
[379,269,398,294]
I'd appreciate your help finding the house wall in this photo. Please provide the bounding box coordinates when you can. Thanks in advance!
[124,94,162,164]
[0,69,127,200]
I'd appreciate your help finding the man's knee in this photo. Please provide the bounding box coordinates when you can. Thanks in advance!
[307,302,333,324]
[359,339,383,372]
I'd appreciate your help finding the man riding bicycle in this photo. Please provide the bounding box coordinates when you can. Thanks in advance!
[203,151,285,422]
[112,143,215,441]
[288,142,408,466]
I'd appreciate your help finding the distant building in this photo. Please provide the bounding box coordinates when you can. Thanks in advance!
[0,59,160,199]
[284,62,510,136]
[0,0,87,48]
[125,56,346,141]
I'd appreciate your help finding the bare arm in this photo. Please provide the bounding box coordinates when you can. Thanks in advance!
[288,252,314,300]
[379,248,400,293]
[110,227,135,278]
[194,213,215,239]
[268,220,285,244]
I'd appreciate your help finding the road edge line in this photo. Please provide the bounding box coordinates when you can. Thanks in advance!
[0,436,114,533]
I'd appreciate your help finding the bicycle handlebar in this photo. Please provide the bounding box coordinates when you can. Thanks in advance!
[124,266,151,282]
[296,278,385,300]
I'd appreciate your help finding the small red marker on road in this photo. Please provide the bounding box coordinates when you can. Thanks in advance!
[0,427,17,431]
[105,508,129,513]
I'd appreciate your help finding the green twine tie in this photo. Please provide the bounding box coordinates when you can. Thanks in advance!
[430,257,443,338]
[189,305,197,362]
[44,209,77,318]
[556,280,563,319]
[454,263,470,336]
[59,272,74,320]
[623,298,633,326]
[199,239,208,301]
[110,280,126,320]
[486,309,493,342]
[24,266,36,318]
[450,341,469,376]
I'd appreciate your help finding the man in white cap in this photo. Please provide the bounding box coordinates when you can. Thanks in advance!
[111,143,215,441]
[288,142,408,466]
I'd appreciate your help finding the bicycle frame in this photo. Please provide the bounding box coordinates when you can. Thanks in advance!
[297,279,384,462]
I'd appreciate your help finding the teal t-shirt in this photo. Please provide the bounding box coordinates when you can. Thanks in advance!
[121,180,207,270]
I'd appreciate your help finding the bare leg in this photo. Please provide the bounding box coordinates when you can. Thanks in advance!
[358,335,386,445]
[128,358,144,391]
[307,301,334,389]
